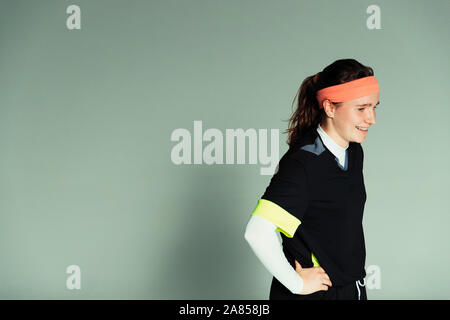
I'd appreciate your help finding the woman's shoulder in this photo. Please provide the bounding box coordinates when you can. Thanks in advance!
[286,128,325,163]
[277,143,318,174]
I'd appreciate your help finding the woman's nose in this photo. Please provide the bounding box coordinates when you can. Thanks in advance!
[365,109,376,125]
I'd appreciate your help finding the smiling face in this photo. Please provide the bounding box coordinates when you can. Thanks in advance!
[321,93,379,148]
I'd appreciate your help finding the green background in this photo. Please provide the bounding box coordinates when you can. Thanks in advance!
[1,0,449,299]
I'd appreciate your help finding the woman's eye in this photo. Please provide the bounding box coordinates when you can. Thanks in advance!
[358,108,364,111]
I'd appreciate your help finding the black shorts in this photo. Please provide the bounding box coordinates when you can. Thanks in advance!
[269,276,367,300]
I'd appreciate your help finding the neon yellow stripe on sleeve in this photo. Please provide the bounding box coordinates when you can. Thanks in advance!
[251,199,301,238]
[312,253,320,267]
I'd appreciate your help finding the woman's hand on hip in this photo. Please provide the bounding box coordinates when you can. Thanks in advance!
[294,259,332,295]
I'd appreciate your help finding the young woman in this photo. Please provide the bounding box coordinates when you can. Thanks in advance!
[244,59,379,300]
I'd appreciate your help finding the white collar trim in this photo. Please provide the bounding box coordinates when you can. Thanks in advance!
[316,124,347,165]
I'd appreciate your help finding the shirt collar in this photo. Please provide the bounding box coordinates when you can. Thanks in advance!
[316,124,348,160]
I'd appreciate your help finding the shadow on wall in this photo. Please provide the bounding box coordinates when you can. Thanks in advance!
[151,165,247,299]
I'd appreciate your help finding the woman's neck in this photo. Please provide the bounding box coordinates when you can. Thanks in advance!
[319,122,349,149]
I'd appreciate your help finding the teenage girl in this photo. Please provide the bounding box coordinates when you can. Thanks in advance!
[244,59,380,300]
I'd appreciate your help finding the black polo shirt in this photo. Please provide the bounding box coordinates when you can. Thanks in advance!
[251,126,367,286]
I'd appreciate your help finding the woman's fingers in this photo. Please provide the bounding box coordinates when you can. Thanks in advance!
[314,268,332,287]
[320,271,332,286]
[322,277,332,287]
[295,260,302,270]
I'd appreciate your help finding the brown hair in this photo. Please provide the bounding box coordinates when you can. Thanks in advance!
[284,59,375,147]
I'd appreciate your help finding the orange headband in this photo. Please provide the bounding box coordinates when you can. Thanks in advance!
[316,75,379,108]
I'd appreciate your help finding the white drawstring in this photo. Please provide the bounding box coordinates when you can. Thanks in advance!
[355,279,366,300]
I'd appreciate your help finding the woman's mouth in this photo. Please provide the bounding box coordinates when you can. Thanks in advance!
[356,126,369,132]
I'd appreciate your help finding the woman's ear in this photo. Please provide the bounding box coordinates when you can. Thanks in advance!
[322,100,335,118]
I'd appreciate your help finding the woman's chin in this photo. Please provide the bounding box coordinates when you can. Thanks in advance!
[358,136,367,143]
[351,135,367,143]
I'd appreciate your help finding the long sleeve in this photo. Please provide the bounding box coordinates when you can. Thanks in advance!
[244,214,303,294]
